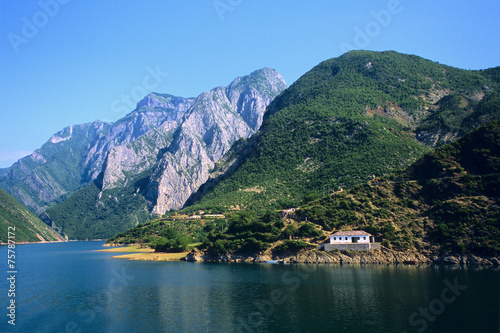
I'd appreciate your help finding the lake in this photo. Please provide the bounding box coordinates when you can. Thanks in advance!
[1,241,498,333]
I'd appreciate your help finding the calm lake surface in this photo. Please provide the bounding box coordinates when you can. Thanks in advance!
[1,241,498,333]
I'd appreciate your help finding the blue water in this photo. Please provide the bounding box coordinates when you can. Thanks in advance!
[0,241,498,333]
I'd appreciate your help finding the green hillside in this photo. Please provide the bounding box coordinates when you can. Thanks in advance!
[186,51,500,212]
[0,188,62,243]
[109,122,499,258]
[44,171,153,240]
[297,121,500,256]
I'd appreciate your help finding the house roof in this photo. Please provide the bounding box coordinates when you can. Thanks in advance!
[331,231,372,236]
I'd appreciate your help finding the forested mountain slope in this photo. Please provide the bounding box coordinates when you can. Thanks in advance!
[187,51,500,212]
[0,188,63,243]
[297,120,500,257]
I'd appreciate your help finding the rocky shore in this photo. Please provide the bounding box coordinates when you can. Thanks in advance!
[182,248,500,266]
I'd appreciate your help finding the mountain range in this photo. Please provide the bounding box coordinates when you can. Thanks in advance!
[1,50,499,241]
[0,94,195,214]
[16,68,286,239]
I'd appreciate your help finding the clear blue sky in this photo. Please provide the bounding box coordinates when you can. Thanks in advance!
[1,0,499,168]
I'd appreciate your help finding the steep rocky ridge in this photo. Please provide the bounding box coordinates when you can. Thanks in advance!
[0,121,110,213]
[45,68,286,239]
[85,93,194,181]
[100,120,179,190]
[146,68,286,213]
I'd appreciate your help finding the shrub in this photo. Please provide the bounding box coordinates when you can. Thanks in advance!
[273,240,315,254]
[151,233,191,253]
[211,239,227,256]
[238,238,270,253]
[297,223,323,238]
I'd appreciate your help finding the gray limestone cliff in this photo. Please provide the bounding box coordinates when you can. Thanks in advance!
[144,68,287,214]
[85,93,194,181]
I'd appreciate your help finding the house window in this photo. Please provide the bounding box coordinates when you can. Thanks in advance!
[333,237,336,241]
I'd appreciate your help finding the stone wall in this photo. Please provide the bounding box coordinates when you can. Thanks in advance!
[323,243,380,252]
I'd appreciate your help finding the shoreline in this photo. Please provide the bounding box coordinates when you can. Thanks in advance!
[0,240,66,246]
[95,246,155,253]
[97,245,188,261]
[182,249,500,266]
[0,239,108,246]
[111,252,189,261]
[100,245,500,266]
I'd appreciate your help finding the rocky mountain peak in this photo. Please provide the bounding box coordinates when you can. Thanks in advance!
[90,67,287,215]
[144,68,287,214]
[227,67,286,98]
[136,93,194,111]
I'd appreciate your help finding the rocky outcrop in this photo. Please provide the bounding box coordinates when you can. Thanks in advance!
[286,249,432,264]
[145,68,287,213]
[85,93,195,182]
[101,120,180,190]
[182,248,499,266]
[432,254,500,266]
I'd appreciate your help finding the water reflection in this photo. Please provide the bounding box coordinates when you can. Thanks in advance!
[3,242,499,333]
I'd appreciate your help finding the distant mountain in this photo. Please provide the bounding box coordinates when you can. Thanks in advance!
[0,121,110,213]
[0,188,63,243]
[0,94,194,213]
[186,51,500,213]
[44,68,287,239]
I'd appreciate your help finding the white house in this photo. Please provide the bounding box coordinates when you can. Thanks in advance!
[330,231,374,244]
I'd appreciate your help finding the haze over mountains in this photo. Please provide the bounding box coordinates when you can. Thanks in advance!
[1,50,499,241]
